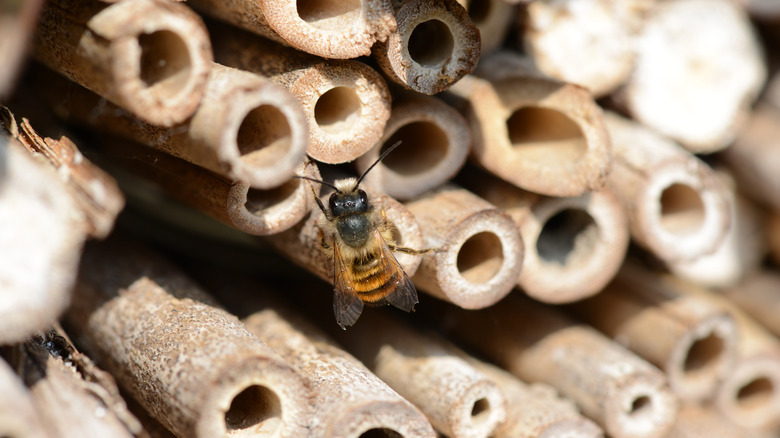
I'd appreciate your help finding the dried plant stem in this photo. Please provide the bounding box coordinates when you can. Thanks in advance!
[66,238,313,438]
[373,0,481,95]
[354,93,470,200]
[0,355,53,438]
[32,0,213,126]
[188,0,395,59]
[405,185,524,309]
[604,112,731,262]
[210,23,391,164]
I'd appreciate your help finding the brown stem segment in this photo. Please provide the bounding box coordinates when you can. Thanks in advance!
[32,0,213,127]
[66,238,313,438]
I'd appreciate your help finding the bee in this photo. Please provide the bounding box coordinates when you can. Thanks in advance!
[299,142,434,329]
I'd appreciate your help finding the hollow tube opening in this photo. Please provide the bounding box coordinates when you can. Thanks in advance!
[471,397,490,418]
[536,209,598,265]
[506,107,586,163]
[736,377,775,412]
[224,385,282,436]
[359,428,403,438]
[408,20,455,68]
[138,30,192,98]
[237,105,293,167]
[628,395,652,417]
[380,122,449,175]
[314,86,361,134]
[683,332,725,375]
[659,183,706,235]
[297,0,362,24]
[244,178,300,215]
[457,232,504,284]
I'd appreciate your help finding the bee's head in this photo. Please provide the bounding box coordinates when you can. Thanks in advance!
[329,188,369,217]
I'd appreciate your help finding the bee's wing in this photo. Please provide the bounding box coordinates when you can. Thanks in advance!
[374,229,419,313]
[332,242,364,329]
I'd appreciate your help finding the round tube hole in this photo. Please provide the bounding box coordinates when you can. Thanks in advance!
[138,30,191,98]
[225,385,281,435]
[237,105,292,167]
[659,183,705,235]
[314,87,361,133]
[736,377,774,412]
[683,332,724,375]
[244,179,300,215]
[537,209,598,265]
[359,429,403,438]
[457,232,504,284]
[380,122,448,175]
[506,107,586,163]
[629,395,652,417]
[408,20,455,68]
[297,0,361,23]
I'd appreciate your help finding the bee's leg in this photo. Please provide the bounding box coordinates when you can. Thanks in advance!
[308,182,333,221]
[388,244,437,255]
[318,227,331,250]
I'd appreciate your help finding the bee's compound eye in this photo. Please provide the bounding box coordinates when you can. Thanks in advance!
[358,190,368,205]
[328,194,338,212]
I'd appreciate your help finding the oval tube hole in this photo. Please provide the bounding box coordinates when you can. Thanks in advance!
[506,107,586,163]
[457,232,504,284]
[380,122,449,175]
[225,385,281,435]
[244,179,300,215]
[683,332,724,375]
[629,395,652,417]
[314,87,361,133]
[471,397,489,418]
[237,105,293,167]
[138,30,191,98]
[297,0,361,23]
[408,20,455,68]
[359,428,403,438]
[736,377,774,412]
[537,209,598,265]
[659,183,706,235]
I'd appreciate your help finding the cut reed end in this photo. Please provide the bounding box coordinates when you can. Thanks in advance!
[716,354,780,431]
[604,378,678,438]
[333,401,436,438]
[450,381,506,438]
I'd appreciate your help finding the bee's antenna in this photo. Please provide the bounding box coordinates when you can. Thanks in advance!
[355,140,402,188]
[294,175,341,193]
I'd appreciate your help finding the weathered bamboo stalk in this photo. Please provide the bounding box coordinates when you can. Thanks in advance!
[0,354,53,438]
[32,0,213,126]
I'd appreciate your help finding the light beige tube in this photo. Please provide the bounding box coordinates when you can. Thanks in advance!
[0,0,44,99]
[32,0,213,126]
[93,136,316,236]
[438,295,679,438]
[721,270,780,338]
[567,265,739,402]
[37,63,307,190]
[463,167,628,303]
[405,184,525,309]
[210,23,391,164]
[0,355,53,438]
[665,404,769,438]
[373,0,481,95]
[188,0,395,59]
[7,328,144,438]
[354,93,470,200]
[242,299,437,438]
[723,102,780,211]
[471,363,604,438]
[0,137,84,344]
[522,0,653,97]
[604,111,731,262]
[445,53,611,197]
[66,238,313,438]
[456,0,514,54]
[617,0,766,152]
[333,312,507,438]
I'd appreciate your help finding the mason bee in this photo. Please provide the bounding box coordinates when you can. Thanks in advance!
[300,142,433,329]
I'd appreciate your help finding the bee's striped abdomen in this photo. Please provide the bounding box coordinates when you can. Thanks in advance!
[350,255,400,304]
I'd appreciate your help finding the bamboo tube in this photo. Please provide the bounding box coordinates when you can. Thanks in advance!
[723,103,780,211]
[66,238,313,438]
[445,53,611,197]
[210,23,391,164]
[0,0,44,99]
[435,295,679,438]
[667,184,766,288]
[404,184,524,309]
[456,0,514,54]
[616,0,765,153]
[333,312,507,438]
[604,112,731,263]
[6,327,144,438]
[354,93,470,200]
[188,0,395,59]
[92,136,317,236]
[521,0,653,97]
[1,106,124,239]
[720,270,780,344]
[566,269,739,402]
[242,297,437,438]
[266,190,424,288]
[471,363,604,438]
[624,265,780,432]
[665,404,769,438]
[0,137,84,344]
[39,63,308,190]
[373,0,481,95]
[463,166,628,303]
[32,0,213,127]
[0,354,54,438]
